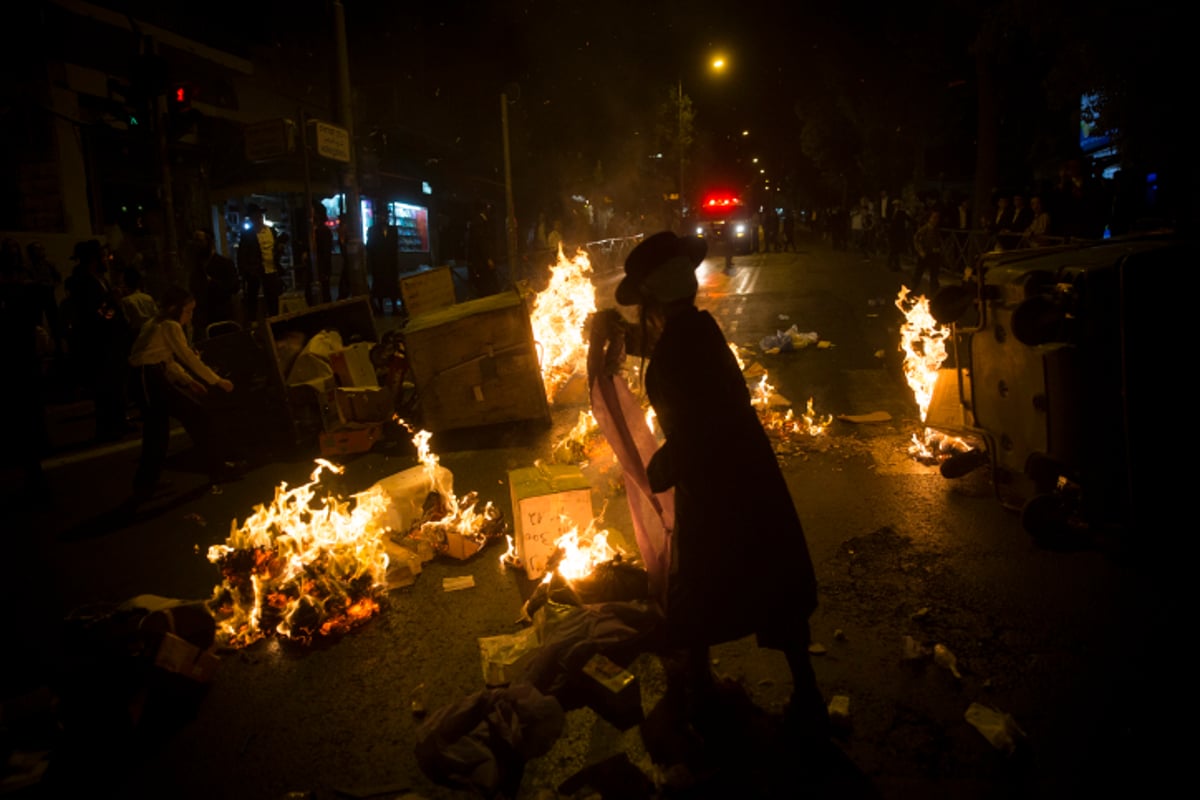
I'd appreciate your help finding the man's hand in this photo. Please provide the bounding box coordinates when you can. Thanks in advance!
[217,378,234,393]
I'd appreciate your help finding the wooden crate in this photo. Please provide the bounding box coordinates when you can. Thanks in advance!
[404,292,549,432]
[400,266,455,318]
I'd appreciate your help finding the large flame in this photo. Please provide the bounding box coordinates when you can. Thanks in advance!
[206,459,391,648]
[530,245,597,400]
[895,286,950,422]
[895,286,969,459]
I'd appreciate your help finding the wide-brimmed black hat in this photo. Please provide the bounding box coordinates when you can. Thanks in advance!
[615,231,707,305]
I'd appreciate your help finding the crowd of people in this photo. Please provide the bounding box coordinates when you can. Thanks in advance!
[811,166,1115,294]
[0,229,253,504]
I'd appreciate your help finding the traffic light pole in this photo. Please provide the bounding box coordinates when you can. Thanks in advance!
[152,39,180,284]
[333,0,366,297]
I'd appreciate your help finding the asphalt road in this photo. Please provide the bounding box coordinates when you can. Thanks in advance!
[2,236,1169,799]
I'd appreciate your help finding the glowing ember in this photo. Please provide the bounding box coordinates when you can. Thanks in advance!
[530,245,597,400]
[206,459,391,648]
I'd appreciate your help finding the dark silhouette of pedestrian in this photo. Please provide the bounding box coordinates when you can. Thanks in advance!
[189,229,239,336]
[366,218,401,313]
[467,201,499,298]
[65,239,132,442]
[238,204,284,321]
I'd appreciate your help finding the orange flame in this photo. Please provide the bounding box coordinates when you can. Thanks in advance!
[895,286,970,460]
[206,459,391,648]
[530,245,597,400]
[399,419,502,547]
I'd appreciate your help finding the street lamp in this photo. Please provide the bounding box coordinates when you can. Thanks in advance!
[677,54,729,229]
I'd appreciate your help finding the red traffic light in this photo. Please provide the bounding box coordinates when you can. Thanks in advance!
[175,86,187,103]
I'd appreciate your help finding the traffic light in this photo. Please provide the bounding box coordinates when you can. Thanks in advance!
[167,83,201,140]
[170,83,194,113]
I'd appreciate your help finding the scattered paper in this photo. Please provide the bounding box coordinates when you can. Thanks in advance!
[934,643,963,679]
[837,411,893,424]
[827,695,851,724]
[442,576,476,592]
[964,702,1026,754]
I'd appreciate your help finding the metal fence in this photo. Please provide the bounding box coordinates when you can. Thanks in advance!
[937,229,1072,275]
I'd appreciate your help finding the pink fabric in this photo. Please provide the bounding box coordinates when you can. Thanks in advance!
[590,375,673,603]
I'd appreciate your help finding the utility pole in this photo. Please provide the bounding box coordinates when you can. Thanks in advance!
[333,0,365,296]
[147,37,180,284]
[678,78,685,232]
[501,92,518,283]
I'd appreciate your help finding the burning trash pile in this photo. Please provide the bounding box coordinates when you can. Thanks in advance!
[529,245,597,404]
[206,426,506,649]
[896,286,973,464]
[205,459,392,649]
[735,342,833,455]
[394,424,507,564]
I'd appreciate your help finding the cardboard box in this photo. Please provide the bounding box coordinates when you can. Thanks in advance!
[367,464,454,534]
[318,423,383,457]
[508,464,594,580]
[336,386,393,423]
[153,632,220,684]
[443,530,485,561]
[330,342,378,387]
[404,292,549,432]
[578,653,642,729]
[400,266,455,318]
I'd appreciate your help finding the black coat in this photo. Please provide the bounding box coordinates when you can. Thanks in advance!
[645,306,817,648]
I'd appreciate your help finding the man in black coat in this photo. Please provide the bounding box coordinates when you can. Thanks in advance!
[593,232,829,739]
[189,229,239,335]
[466,201,499,298]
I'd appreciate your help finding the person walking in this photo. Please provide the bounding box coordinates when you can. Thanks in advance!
[237,204,283,321]
[591,231,829,741]
[127,286,240,502]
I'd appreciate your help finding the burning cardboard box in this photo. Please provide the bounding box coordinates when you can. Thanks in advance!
[508,464,594,580]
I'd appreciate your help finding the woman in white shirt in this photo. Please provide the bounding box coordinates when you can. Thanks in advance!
[128,286,236,500]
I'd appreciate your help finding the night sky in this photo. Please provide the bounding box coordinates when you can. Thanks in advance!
[60,1,1196,220]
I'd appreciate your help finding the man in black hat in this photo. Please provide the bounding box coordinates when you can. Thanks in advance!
[590,231,829,741]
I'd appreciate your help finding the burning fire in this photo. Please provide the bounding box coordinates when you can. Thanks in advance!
[502,519,625,585]
[206,459,391,648]
[895,286,950,422]
[530,245,597,400]
[750,373,832,437]
[400,420,505,552]
[895,286,970,460]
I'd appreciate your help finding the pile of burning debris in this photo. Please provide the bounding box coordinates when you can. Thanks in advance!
[205,424,508,650]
